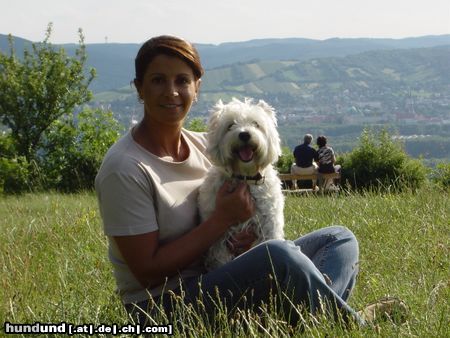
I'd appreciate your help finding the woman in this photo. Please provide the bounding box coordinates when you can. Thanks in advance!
[316,135,340,174]
[316,135,341,190]
[95,36,401,329]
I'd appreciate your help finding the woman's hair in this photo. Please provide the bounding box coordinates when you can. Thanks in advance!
[317,135,327,148]
[134,35,204,83]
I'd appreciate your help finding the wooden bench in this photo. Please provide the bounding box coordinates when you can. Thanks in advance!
[279,172,341,193]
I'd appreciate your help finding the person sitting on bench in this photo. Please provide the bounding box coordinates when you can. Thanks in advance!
[316,135,341,190]
[291,134,319,189]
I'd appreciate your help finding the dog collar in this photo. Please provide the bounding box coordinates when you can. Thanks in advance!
[231,173,265,185]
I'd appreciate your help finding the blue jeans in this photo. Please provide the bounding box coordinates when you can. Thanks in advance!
[126,226,363,327]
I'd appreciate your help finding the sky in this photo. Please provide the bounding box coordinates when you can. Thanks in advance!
[1,0,449,45]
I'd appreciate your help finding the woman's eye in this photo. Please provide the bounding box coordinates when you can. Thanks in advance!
[151,77,164,85]
[177,77,191,85]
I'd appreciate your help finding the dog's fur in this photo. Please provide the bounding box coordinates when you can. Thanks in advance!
[198,98,285,270]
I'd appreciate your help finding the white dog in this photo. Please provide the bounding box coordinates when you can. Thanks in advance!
[198,98,285,270]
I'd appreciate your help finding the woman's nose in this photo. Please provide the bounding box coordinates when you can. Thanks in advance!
[164,80,179,97]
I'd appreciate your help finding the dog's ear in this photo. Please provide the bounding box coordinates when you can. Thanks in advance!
[257,100,282,162]
[208,100,224,130]
[257,100,277,126]
[206,100,227,166]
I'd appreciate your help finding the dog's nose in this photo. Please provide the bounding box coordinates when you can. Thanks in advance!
[239,132,251,143]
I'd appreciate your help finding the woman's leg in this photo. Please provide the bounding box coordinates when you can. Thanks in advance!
[179,232,364,326]
[293,225,359,301]
[125,226,363,326]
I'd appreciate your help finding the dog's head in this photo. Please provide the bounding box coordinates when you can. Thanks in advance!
[206,98,281,176]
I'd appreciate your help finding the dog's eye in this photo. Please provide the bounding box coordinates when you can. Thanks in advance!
[252,121,260,128]
[227,123,235,131]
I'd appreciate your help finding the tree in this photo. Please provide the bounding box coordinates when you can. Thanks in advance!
[0,23,96,161]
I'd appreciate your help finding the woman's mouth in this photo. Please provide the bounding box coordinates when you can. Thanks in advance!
[161,103,182,109]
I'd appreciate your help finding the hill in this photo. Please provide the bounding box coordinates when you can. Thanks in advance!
[196,35,450,67]
[1,34,450,92]
[201,46,450,96]
[1,34,449,161]
[91,45,450,122]
[90,44,450,162]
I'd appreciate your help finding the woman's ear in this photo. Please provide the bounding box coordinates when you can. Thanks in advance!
[195,78,202,95]
[134,78,143,100]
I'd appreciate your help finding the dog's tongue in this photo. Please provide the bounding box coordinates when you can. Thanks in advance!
[239,146,254,162]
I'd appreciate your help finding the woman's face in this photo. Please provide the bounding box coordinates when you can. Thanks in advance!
[136,54,200,127]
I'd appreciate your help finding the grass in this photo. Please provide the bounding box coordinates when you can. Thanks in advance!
[1,187,449,337]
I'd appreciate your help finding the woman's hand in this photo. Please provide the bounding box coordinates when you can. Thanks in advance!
[227,226,257,256]
[212,180,255,228]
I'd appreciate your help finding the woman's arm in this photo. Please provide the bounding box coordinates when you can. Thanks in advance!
[114,181,255,289]
[330,147,336,164]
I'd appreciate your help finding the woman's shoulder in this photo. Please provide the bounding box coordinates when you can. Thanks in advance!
[182,129,208,151]
[320,145,333,152]
[96,131,144,178]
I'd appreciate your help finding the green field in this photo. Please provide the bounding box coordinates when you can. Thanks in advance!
[1,189,449,337]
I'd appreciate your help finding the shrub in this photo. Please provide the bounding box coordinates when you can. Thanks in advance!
[185,117,208,132]
[0,132,31,193]
[275,146,294,173]
[40,108,123,192]
[431,162,450,190]
[338,129,428,191]
[0,156,31,194]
